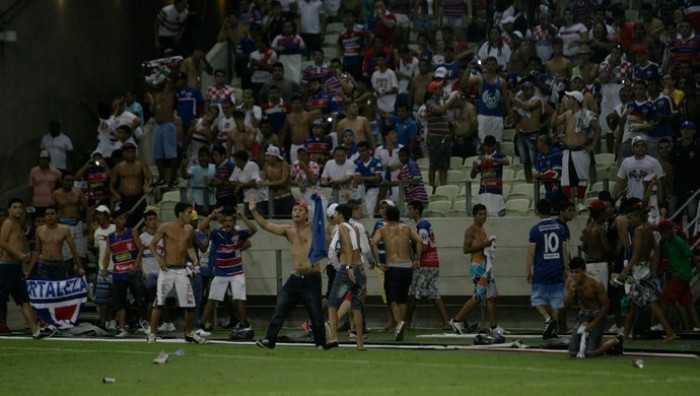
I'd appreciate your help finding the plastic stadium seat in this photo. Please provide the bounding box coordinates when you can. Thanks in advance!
[501,168,515,182]
[429,194,451,203]
[514,169,527,182]
[464,156,480,168]
[450,156,464,169]
[594,153,615,168]
[434,185,460,201]
[161,190,181,202]
[427,200,452,213]
[509,183,535,201]
[500,141,515,157]
[452,199,468,214]
[159,200,177,222]
[505,198,531,215]
[502,128,516,142]
[417,157,430,171]
[447,169,466,184]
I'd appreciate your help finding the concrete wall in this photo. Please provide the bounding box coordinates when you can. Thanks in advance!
[241,214,587,297]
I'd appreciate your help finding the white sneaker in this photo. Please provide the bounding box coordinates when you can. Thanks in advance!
[137,320,151,334]
[576,203,587,213]
[449,318,466,335]
[491,325,510,335]
[394,321,406,341]
[153,351,169,364]
[107,320,117,331]
[194,328,211,337]
[185,331,206,344]
[147,333,157,344]
[650,324,664,331]
[115,329,128,338]
[158,322,176,332]
[692,327,700,332]
[607,324,624,333]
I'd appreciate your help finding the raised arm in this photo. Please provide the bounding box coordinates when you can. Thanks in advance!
[249,194,287,236]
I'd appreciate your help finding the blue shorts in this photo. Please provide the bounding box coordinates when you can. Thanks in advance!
[531,283,564,309]
[0,262,30,305]
[94,273,112,305]
[152,122,177,160]
[415,16,435,32]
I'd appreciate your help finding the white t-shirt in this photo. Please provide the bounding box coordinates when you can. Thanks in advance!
[116,111,143,140]
[371,69,398,113]
[617,155,665,200]
[298,0,325,34]
[477,42,512,69]
[559,23,588,58]
[217,115,235,144]
[374,143,404,182]
[157,4,189,37]
[94,224,116,271]
[229,160,266,202]
[40,133,73,170]
[236,104,263,127]
[249,49,278,84]
[97,116,117,157]
[321,159,355,188]
[397,57,418,94]
[140,231,164,275]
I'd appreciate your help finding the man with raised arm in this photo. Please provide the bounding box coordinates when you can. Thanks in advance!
[252,195,327,350]
[147,202,204,344]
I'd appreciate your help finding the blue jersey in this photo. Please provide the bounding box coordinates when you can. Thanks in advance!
[354,156,383,190]
[175,88,204,130]
[389,115,419,148]
[649,94,674,138]
[210,229,251,277]
[478,77,504,117]
[535,146,562,201]
[529,218,567,285]
[633,62,660,81]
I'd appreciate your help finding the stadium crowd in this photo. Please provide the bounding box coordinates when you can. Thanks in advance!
[2,0,700,355]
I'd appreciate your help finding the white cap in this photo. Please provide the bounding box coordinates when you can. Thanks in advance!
[501,16,516,25]
[631,135,647,146]
[512,30,523,39]
[265,145,285,160]
[326,203,339,218]
[95,205,110,214]
[564,90,584,103]
[380,199,395,207]
[434,66,448,79]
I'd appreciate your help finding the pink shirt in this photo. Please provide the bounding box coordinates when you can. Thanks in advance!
[28,166,61,207]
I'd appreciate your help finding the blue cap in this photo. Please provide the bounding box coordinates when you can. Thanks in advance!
[312,118,323,127]
[681,120,696,130]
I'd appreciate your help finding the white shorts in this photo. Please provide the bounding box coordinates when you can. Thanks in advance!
[395,13,411,28]
[477,115,504,142]
[443,15,466,29]
[155,268,196,308]
[208,274,247,301]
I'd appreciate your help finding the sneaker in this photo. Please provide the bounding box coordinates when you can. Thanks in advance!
[692,327,700,332]
[158,322,176,332]
[491,325,510,335]
[153,351,169,364]
[255,339,274,349]
[607,324,624,333]
[394,321,406,341]
[449,318,466,335]
[115,328,128,338]
[649,324,664,332]
[543,319,558,340]
[324,321,332,338]
[137,320,151,334]
[107,320,117,331]
[32,326,57,339]
[147,333,157,344]
[348,331,370,341]
[194,328,211,337]
[185,331,206,344]
[576,203,587,213]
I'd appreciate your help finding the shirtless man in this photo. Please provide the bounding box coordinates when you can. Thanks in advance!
[565,257,623,358]
[409,57,433,118]
[180,48,213,91]
[151,77,178,186]
[448,94,478,159]
[618,205,676,342]
[581,199,612,291]
[509,81,544,183]
[147,202,204,344]
[354,77,379,143]
[449,204,505,335]
[552,91,601,210]
[371,205,422,342]
[26,206,84,280]
[251,196,327,350]
[545,38,572,81]
[110,142,152,228]
[327,204,367,350]
[337,102,376,151]
[282,94,312,164]
[52,173,88,275]
[226,110,256,159]
[259,145,294,218]
[0,198,54,338]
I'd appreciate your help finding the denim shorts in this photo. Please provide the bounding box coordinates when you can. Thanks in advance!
[530,282,564,309]
[328,266,365,310]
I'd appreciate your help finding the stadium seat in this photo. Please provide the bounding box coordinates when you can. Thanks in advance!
[323,34,338,48]
[161,190,181,202]
[416,157,430,171]
[464,156,480,168]
[501,168,515,182]
[514,169,527,182]
[159,200,177,222]
[149,165,159,181]
[424,185,434,196]
[509,183,535,201]
[429,193,451,203]
[451,199,468,214]
[500,141,515,157]
[594,153,615,168]
[446,169,465,184]
[505,198,531,215]
[427,200,452,214]
[450,156,464,169]
[326,22,344,34]
[434,185,460,202]
[502,128,516,142]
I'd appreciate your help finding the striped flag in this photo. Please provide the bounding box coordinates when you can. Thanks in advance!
[26,276,88,329]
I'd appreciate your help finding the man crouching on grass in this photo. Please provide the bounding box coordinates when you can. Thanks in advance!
[565,257,623,358]
[147,202,204,344]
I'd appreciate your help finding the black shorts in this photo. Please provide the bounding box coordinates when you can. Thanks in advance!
[325,264,337,299]
[0,263,30,306]
[384,267,413,304]
[111,274,146,311]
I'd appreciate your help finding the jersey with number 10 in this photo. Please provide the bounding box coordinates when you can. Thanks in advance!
[529,218,567,285]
